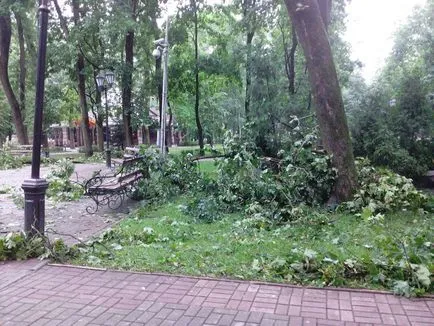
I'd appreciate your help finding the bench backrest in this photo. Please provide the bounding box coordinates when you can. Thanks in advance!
[118,156,148,179]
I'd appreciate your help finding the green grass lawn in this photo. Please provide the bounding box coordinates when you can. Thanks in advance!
[197,159,219,178]
[70,196,433,294]
[168,144,223,156]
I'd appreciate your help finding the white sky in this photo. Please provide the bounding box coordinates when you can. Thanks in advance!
[344,0,427,82]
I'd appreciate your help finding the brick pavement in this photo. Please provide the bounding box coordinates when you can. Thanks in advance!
[0,262,433,325]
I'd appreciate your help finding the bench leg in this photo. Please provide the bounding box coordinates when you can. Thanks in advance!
[86,191,125,214]
[86,195,102,214]
[107,192,124,210]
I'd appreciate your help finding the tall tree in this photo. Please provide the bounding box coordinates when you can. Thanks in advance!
[191,0,204,154]
[284,0,357,202]
[241,0,256,120]
[72,0,93,156]
[121,0,137,147]
[0,10,29,144]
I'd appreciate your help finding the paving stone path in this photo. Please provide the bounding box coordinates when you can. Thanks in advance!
[0,163,139,244]
[0,259,433,325]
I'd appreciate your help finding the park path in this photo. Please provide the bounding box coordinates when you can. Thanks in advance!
[0,259,433,325]
[0,163,139,244]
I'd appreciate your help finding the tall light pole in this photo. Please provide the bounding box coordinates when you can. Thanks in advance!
[22,0,50,237]
[153,17,169,157]
[96,71,115,168]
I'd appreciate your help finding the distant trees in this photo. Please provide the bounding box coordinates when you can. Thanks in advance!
[0,2,32,145]
[345,0,433,178]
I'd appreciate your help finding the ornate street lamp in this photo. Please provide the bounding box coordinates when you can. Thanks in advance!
[22,0,50,237]
[153,17,169,157]
[96,71,115,168]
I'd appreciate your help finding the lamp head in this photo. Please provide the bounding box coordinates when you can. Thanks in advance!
[105,71,115,87]
[96,73,105,88]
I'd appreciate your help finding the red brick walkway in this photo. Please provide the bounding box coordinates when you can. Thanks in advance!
[0,261,433,325]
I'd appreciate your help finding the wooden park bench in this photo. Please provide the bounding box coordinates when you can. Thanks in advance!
[124,146,140,158]
[8,145,49,157]
[83,156,148,214]
[111,147,140,167]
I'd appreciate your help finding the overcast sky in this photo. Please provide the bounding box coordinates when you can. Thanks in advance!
[344,0,426,82]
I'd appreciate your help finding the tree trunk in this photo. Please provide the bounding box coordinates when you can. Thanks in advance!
[144,125,150,145]
[167,105,173,147]
[244,30,254,120]
[122,30,133,147]
[42,132,49,157]
[96,121,104,152]
[284,0,357,202]
[69,127,75,148]
[286,27,298,95]
[0,15,29,144]
[122,0,137,147]
[193,0,204,155]
[72,0,92,157]
[53,0,70,38]
[15,12,26,122]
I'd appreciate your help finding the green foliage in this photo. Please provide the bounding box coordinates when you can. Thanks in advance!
[46,159,83,201]
[278,134,337,206]
[346,1,433,179]
[0,232,45,261]
[183,196,222,223]
[135,147,200,203]
[0,144,24,170]
[70,197,433,296]
[210,127,336,222]
[9,186,25,209]
[343,159,429,216]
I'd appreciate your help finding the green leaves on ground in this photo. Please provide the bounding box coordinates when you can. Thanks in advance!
[70,199,433,296]
[342,158,429,217]
[46,159,83,201]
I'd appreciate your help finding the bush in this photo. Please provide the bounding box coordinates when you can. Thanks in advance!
[0,145,24,170]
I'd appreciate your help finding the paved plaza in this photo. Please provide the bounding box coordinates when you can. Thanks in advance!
[0,163,137,244]
[0,259,433,325]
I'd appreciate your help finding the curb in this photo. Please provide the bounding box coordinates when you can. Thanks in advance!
[47,262,434,300]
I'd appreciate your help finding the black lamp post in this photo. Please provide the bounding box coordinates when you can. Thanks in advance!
[21,0,50,237]
[96,71,115,168]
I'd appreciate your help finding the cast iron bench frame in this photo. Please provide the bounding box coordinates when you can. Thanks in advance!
[83,156,148,214]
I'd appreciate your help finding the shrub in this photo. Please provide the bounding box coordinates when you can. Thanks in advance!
[0,144,24,170]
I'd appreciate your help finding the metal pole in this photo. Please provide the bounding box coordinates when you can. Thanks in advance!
[105,88,111,168]
[156,56,162,151]
[22,0,49,237]
[161,16,169,157]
